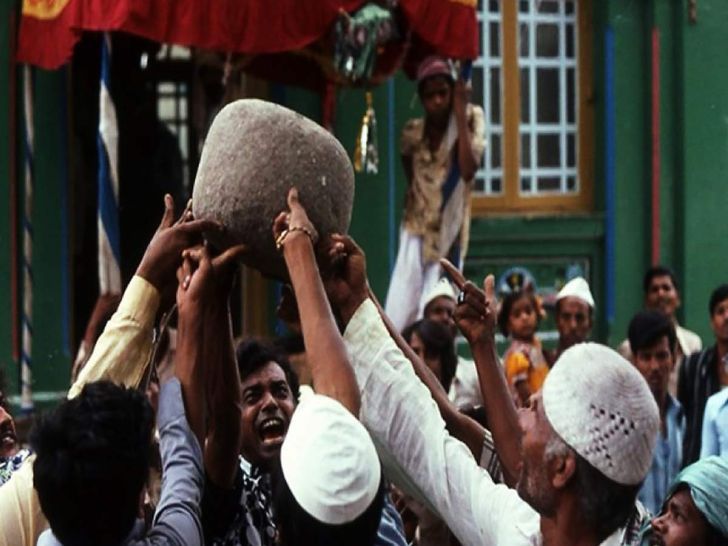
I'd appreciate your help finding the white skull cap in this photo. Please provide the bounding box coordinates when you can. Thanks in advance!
[281,392,381,525]
[556,277,595,309]
[423,278,457,310]
[543,342,659,485]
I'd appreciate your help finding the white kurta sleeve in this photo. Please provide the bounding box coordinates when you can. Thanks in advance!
[343,299,537,546]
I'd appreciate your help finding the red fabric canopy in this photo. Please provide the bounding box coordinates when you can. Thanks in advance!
[400,0,478,60]
[18,0,365,69]
[18,0,479,76]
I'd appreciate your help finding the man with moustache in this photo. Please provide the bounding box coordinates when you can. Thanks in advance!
[325,235,660,545]
[543,276,595,366]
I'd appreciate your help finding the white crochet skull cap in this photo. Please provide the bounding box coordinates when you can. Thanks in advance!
[281,391,381,525]
[542,342,659,486]
[423,278,457,310]
[556,277,595,309]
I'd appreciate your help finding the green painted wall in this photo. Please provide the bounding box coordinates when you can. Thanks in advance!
[679,0,728,342]
[0,4,16,399]
[29,68,72,403]
[466,215,606,348]
[601,0,652,345]
[0,9,71,410]
[334,76,416,300]
[597,0,728,345]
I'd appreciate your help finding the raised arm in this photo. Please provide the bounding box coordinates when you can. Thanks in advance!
[69,195,222,398]
[321,235,529,545]
[321,234,487,460]
[273,188,359,416]
[441,259,521,486]
[453,79,479,182]
[175,244,245,455]
[146,242,243,546]
[371,284,486,459]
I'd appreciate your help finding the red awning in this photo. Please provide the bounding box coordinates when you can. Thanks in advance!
[18,0,365,69]
[18,0,478,78]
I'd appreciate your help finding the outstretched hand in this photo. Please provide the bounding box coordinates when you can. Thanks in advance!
[272,187,319,249]
[176,243,247,314]
[320,234,369,326]
[440,258,497,346]
[137,194,224,294]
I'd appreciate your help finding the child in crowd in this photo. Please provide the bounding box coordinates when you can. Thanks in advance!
[498,286,548,407]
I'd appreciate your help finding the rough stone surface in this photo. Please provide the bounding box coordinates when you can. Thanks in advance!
[192,99,355,279]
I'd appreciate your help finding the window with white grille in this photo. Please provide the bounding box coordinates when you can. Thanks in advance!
[472,1,503,196]
[518,0,577,196]
[470,0,589,211]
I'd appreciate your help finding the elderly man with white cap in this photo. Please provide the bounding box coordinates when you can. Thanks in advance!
[325,235,660,546]
[543,276,596,366]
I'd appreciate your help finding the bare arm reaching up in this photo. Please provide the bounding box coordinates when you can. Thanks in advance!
[441,259,521,486]
[273,188,360,416]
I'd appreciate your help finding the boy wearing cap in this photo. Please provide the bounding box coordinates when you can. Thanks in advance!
[384,56,485,333]
[544,276,594,366]
[327,236,660,545]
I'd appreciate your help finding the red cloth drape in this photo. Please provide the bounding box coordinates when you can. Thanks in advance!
[18,0,479,82]
[400,0,479,60]
[18,0,365,69]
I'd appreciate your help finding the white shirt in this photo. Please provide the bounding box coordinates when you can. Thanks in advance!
[449,356,483,409]
[344,299,632,546]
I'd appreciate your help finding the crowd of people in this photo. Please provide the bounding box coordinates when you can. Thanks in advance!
[0,54,726,546]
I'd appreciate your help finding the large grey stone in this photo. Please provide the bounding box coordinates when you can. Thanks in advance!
[192,99,355,279]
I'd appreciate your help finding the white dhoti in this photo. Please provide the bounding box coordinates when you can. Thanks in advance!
[384,228,443,333]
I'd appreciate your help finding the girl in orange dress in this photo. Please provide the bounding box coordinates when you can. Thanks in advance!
[498,289,548,408]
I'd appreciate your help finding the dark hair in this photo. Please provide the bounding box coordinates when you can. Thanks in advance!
[498,291,540,337]
[236,338,301,401]
[402,319,458,392]
[627,310,677,355]
[274,334,306,356]
[417,73,454,97]
[273,461,385,546]
[31,381,154,546]
[572,455,642,542]
[709,284,728,316]
[643,265,679,295]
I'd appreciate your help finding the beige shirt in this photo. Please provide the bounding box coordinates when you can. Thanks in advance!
[0,276,159,546]
[401,104,485,263]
